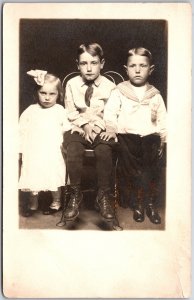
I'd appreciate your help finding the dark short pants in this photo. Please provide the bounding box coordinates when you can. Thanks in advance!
[117,133,161,182]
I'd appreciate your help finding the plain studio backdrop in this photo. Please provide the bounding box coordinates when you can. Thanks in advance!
[19,19,167,113]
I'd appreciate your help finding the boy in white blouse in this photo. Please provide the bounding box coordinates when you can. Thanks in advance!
[103,47,167,224]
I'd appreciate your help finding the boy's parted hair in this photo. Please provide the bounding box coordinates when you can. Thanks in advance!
[77,43,104,61]
[127,47,153,65]
[34,73,63,104]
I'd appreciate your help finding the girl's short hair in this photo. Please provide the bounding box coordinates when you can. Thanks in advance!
[127,47,153,65]
[34,73,63,104]
[77,43,104,61]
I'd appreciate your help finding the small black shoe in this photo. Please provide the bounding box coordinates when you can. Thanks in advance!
[133,206,145,222]
[63,186,83,221]
[43,210,51,215]
[46,200,62,215]
[146,204,161,224]
[42,207,62,215]
[51,207,62,213]
[22,209,33,217]
[95,190,114,220]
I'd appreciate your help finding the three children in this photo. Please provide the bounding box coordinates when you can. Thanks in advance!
[19,45,167,226]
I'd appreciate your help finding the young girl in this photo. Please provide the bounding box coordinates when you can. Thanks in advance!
[19,70,71,217]
[103,47,167,224]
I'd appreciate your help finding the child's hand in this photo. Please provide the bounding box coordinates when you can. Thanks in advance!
[71,127,85,137]
[83,124,94,143]
[100,131,116,141]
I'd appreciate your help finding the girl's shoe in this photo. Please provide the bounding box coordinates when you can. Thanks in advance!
[43,200,61,215]
[49,199,61,210]
[42,209,52,215]
[22,209,34,217]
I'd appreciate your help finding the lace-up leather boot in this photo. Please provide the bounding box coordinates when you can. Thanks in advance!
[95,189,114,220]
[63,185,83,220]
[133,189,145,222]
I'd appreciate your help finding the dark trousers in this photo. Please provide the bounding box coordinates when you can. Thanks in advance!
[117,133,161,206]
[63,131,117,192]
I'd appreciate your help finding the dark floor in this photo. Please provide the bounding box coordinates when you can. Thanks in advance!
[19,192,165,231]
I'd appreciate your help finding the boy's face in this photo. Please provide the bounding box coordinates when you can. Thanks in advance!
[77,52,105,82]
[38,82,58,108]
[125,55,154,87]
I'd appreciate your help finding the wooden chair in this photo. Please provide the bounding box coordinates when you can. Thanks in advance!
[56,71,124,230]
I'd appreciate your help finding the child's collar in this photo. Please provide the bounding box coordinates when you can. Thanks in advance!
[117,80,160,102]
[80,74,102,87]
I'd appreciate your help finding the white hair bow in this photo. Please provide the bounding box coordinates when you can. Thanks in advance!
[27,69,47,86]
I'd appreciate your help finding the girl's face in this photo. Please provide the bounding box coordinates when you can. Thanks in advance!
[38,82,58,108]
[125,55,154,87]
[77,52,105,82]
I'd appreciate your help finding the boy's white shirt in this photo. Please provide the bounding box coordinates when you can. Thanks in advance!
[65,75,115,130]
[104,85,167,142]
[132,84,147,101]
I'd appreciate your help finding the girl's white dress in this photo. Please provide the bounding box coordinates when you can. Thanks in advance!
[19,103,71,193]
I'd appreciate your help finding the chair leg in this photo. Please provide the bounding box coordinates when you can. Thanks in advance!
[56,185,69,227]
[112,211,123,231]
[111,161,123,230]
[112,182,123,231]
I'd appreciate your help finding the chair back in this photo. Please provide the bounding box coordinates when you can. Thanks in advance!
[62,71,80,91]
[62,70,124,93]
[103,71,124,85]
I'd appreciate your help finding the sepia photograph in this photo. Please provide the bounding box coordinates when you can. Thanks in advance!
[3,3,191,298]
[19,18,167,231]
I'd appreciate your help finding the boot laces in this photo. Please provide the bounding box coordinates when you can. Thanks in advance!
[69,187,82,207]
[98,192,112,210]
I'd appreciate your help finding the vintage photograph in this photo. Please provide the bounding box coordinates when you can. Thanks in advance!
[3,3,191,298]
[19,19,167,231]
